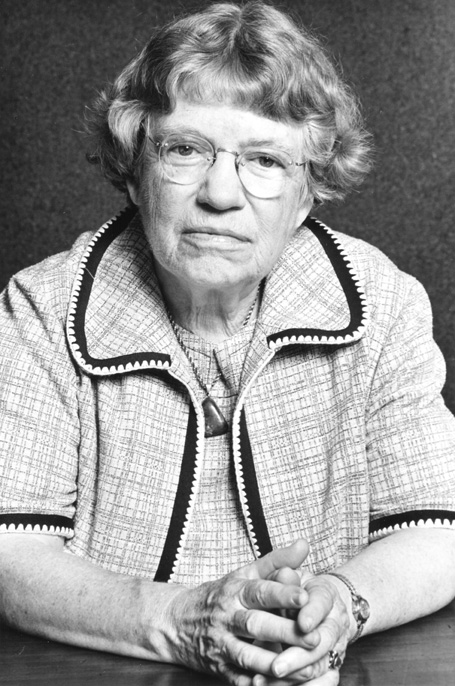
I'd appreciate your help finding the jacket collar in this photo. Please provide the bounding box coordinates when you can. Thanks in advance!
[66,208,369,377]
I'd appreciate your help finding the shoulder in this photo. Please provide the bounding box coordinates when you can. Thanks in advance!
[289,218,434,349]
[1,226,104,322]
[324,230,438,378]
[323,226,431,323]
[5,230,93,285]
[330,228,413,285]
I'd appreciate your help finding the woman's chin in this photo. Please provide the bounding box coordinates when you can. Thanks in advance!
[173,258,255,294]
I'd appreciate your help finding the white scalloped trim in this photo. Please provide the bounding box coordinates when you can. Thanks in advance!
[269,219,369,349]
[369,517,455,542]
[66,209,171,377]
[232,349,276,558]
[167,381,205,583]
[232,418,259,557]
[0,523,74,537]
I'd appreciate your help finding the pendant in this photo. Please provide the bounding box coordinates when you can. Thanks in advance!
[202,396,229,438]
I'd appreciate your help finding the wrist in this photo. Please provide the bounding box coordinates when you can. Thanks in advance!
[138,579,189,662]
[325,572,370,643]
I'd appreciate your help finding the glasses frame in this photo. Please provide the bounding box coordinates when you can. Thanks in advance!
[148,133,306,198]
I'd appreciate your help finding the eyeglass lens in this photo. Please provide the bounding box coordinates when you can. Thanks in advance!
[157,136,299,198]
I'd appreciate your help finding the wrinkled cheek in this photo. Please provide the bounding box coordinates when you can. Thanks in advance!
[139,176,171,242]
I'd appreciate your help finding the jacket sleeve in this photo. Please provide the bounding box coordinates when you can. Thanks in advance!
[0,264,80,538]
[365,272,455,540]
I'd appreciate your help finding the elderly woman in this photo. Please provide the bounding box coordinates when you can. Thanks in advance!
[1,2,455,685]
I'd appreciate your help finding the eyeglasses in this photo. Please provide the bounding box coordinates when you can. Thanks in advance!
[149,133,306,199]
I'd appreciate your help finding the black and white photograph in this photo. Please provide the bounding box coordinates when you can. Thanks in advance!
[1,2,455,685]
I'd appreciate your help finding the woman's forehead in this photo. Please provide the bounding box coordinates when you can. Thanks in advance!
[152,96,304,148]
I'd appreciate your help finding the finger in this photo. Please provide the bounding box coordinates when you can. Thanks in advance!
[271,646,330,680]
[240,578,306,612]
[297,582,335,633]
[292,668,340,686]
[230,642,339,685]
[268,566,303,587]
[270,618,343,678]
[242,540,309,580]
[303,667,340,686]
[233,608,320,648]
[222,634,285,679]
[265,567,309,624]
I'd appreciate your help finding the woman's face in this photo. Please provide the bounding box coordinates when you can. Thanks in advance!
[128,96,312,297]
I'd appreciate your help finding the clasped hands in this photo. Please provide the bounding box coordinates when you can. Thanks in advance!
[163,540,352,685]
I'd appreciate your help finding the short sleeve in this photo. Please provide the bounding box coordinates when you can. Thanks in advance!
[366,274,455,540]
[0,265,80,538]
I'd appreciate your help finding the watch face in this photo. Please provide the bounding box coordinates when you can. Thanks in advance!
[355,597,371,623]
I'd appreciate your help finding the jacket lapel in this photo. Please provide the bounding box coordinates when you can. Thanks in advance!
[67,210,369,379]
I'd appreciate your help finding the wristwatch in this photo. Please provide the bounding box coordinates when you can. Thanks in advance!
[326,572,370,643]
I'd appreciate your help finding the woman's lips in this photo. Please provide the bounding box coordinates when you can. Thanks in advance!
[184,227,249,243]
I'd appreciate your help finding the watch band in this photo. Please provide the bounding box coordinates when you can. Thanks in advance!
[325,572,370,643]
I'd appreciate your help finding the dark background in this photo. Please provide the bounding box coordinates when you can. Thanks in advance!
[1,0,454,411]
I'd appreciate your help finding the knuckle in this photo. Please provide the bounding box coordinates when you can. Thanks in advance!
[298,665,315,681]
[231,608,247,634]
[215,579,243,614]
[306,579,333,605]
[204,580,226,609]
[234,639,252,670]
[295,656,329,683]
[243,579,268,608]
[252,581,268,606]
[237,580,252,608]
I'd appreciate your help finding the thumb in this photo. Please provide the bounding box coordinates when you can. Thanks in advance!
[243,539,310,580]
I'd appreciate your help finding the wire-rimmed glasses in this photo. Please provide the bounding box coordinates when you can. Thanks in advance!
[150,133,306,199]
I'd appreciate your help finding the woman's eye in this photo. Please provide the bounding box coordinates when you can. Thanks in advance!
[258,155,277,168]
[247,153,284,169]
[173,144,196,157]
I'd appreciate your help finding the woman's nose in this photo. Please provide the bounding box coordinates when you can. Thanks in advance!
[196,150,247,210]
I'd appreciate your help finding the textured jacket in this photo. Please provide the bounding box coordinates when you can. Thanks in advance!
[1,207,455,582]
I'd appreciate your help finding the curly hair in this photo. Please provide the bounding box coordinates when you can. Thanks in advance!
[86,0,372,205]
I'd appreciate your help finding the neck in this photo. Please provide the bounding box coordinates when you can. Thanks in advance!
[158,273,261,344]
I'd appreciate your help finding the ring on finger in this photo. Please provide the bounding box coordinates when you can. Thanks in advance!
[328,649,343,670]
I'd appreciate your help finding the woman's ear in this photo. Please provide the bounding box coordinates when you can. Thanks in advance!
[126,179,140,206]
[295,193,314,228]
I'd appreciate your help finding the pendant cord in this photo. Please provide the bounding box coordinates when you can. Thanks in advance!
[165,283,261,398]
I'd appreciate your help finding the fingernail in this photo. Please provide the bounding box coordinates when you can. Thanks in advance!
[300,616,314,632]
[273,660,288,678]
[305,629,320,647]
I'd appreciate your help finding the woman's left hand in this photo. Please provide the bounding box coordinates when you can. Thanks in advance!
[261,570,353,684]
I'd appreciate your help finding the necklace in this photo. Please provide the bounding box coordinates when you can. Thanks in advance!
[166,285,261,438]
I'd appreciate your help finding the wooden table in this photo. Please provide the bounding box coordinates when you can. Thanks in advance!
[1,600,454,685]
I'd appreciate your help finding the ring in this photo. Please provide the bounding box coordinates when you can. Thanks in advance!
[328,649,343,670]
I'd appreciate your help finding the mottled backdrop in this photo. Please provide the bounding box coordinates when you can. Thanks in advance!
[1,0,454,410]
